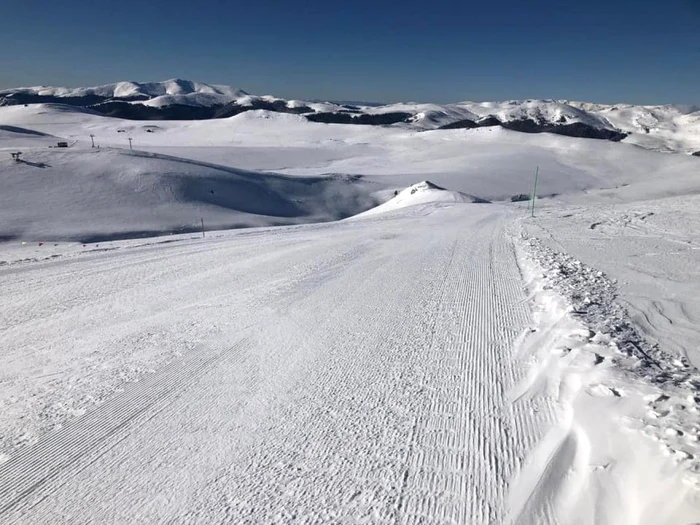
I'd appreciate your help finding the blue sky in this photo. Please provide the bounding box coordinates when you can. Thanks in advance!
[0,0,698,104]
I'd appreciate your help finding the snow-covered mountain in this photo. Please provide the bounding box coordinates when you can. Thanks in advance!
[0,79,247,107]
[568,101,700,153]
[1,80,699,152]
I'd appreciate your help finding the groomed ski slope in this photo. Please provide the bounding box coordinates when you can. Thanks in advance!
[0,204,554,524]
[2,101,700,523]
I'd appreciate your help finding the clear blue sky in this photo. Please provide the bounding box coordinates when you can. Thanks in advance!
[1,0,698,104]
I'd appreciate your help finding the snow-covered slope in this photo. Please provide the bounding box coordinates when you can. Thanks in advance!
[0,147,383,241]
[0,124,56,148]
[0,204,565,524]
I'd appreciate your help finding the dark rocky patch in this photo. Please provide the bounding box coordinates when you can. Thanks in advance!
[476,116,502,127]
[438,119,480,130]
[510,194,530,202]
[499,118,628,141]
[214,99,312,118]
[498,118,546,133]
[438,115,626,141]
[0,92,148,107]
[305,112,412,125]
[692,151,700,157]
[550,122,628,141]
[89,102,219,120]
[1,92,111,107]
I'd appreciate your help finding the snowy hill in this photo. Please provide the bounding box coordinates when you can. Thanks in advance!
[0,147,383,242]
[2,80,699,152]
[0,124,56,147]
[354,181,488,218]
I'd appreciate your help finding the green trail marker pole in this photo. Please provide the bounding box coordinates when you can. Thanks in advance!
[530,166,539,218]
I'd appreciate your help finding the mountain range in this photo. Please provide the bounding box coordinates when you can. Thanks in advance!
[2,79,699,153]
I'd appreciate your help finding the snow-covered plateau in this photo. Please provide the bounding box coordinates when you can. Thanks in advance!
[0,92,699,524]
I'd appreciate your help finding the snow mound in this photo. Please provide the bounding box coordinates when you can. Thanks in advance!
[353,181,488,218]
[513,238,700,523]
[520,237,700,488]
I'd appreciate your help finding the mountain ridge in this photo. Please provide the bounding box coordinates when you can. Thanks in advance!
[2,80,699,152]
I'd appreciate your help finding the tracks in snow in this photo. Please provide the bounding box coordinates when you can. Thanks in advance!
[0,205,550,524]
[510,232,700,524]
[0,338,252,516]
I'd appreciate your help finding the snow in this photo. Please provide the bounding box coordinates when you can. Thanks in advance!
[0,79,247,107]
[0,125,56,148]
[4,80,700,155]
[352,180,488,218]
[1,95,700,523]
[0,146,383,241]
[139,92,236,108]
[570,102,700,153]
[471,99,611,127]
[511,235,700,524]
[3,103,699,208]
[524,195,700,368]
[348,98,700,154]
[0,206,550,523]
